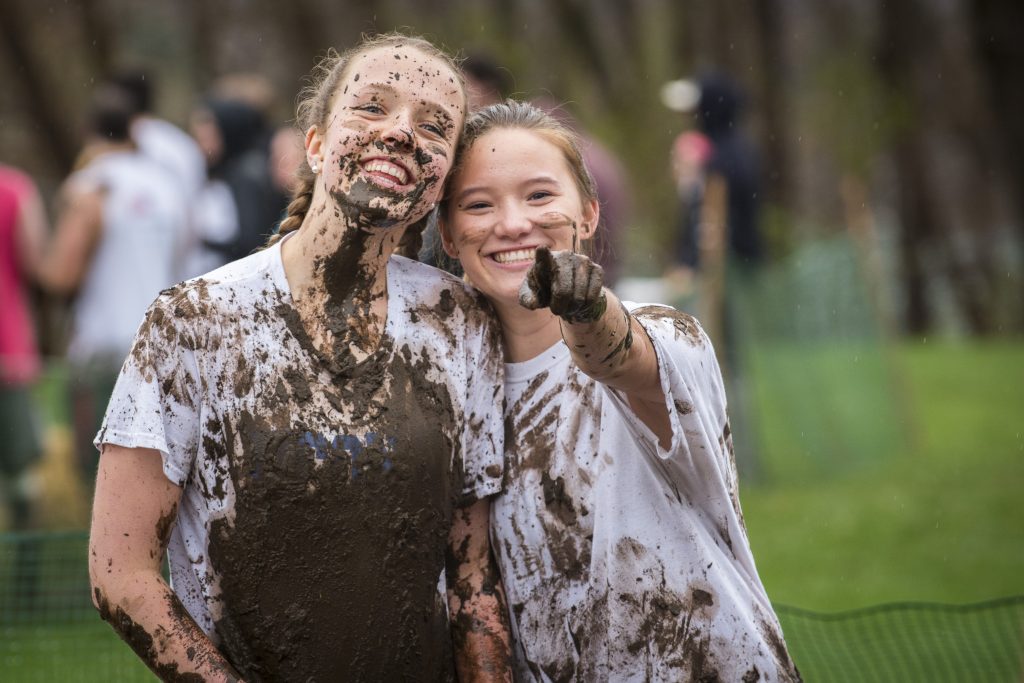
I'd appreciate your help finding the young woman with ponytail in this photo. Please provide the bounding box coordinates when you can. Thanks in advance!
[88,34,511,682]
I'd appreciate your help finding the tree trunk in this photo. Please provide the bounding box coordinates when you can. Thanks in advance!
[78,0,117,76]
[0,2,77,173]
[753,0,792,209]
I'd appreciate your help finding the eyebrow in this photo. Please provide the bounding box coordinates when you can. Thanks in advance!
[454,174,561,203]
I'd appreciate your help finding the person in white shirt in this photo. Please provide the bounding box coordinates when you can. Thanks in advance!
[108,69,207,281]
[88,35,511,682]
[36,86,188,486]
[108,69,207,204]
[439,100,801,682]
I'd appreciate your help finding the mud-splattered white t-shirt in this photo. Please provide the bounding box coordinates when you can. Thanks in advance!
[492,303,800,683]
[97,241,504,680]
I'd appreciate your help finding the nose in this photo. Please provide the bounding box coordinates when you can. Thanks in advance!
[493,203,534,241]
[381,111,415,151]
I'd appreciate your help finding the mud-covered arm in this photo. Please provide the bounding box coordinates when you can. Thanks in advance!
[446,499,512,683]
[520,246,670,447]
[89,444,242,682]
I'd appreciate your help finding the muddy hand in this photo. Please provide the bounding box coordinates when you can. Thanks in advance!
[519,246,607,323]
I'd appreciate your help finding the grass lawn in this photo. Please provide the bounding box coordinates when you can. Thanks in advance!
[2,340,1021,679]
[742,340,1024,611]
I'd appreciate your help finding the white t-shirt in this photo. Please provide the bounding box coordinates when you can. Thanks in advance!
[97,242,504,681]
[181,179,239,279]
[492,303,800,682]
[132,117,206,202]
[65,150,188,364]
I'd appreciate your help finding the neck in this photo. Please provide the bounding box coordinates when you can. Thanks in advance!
[281,191,409,366]
[283,194,407,302]
[491,298,564,363]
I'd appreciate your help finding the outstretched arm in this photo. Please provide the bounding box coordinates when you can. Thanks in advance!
[520,240,671,447]
[446,498,512,683]
[89,444,242,682]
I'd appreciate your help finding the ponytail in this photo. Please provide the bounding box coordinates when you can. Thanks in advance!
[266,164,314,247]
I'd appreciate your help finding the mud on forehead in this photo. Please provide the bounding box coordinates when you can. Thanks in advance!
[346,46,465,114]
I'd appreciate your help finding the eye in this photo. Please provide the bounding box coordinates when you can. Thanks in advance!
[355,103,384,115]
[528,190,553,201]
[420,121,446,138]
[462,200,491,211]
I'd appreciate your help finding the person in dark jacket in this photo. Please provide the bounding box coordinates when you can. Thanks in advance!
[663,71,765,479]
[188,97,288,274]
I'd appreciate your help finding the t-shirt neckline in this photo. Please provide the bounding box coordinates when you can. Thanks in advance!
[505,340,569,384]
[267,232,399,366]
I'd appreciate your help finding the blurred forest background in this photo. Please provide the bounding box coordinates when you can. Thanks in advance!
[3,0,1022,337]
[1,0,1022,627]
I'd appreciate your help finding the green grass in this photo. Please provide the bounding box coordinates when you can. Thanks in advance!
[3,341,1022,679]
[1,622,151,682]
[742,340,1024,611]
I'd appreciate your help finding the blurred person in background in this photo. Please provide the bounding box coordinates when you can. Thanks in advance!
[184,96,288,277]
[463,51,514,111]
[0,163,48,532]
[663,71,763,339]
[662,71,764,477]
[107,68,206,211]
[34,86,188,488]
[268,124,305,199]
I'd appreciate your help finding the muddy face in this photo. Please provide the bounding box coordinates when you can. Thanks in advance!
[443,128,597,313]
[314,45,465,231]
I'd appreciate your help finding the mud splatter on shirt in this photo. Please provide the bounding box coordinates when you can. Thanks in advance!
[97,241,504,681]
[491,303,800,682]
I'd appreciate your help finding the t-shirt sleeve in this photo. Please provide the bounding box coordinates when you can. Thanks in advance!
[94,292,201,487]
[602,303,736,496]
[457,298,505,502]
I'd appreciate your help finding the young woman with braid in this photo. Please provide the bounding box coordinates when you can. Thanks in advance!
[440,101,801,682]
[88,34,512,681]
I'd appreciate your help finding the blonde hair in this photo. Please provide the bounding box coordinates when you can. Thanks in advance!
[444,99,598,207]
[267,33,467,256]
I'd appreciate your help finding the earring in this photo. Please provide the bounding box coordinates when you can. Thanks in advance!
[310,161,319,174]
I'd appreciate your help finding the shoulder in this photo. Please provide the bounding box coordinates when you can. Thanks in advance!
[153,248,279,321]
[135,117,198,150]
[627,302,709,348]
[389,255,499,352]
[389,255,490,313]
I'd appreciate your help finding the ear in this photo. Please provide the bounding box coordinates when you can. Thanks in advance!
[304,125,322,168]
[437,211,460,259]
[578,198,600,240]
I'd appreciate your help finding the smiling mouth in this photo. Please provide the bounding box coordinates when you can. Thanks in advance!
[492,248,536,265]
[362,159,410,187]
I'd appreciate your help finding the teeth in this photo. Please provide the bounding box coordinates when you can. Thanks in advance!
[364,160,408,184]
[493,248,536,264]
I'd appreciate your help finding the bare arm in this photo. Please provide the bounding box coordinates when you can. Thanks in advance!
[36,186,103,295]
[446,499,512,683]
[520,245,671,447]
[13,181,49,281]
[89,444,242,682]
